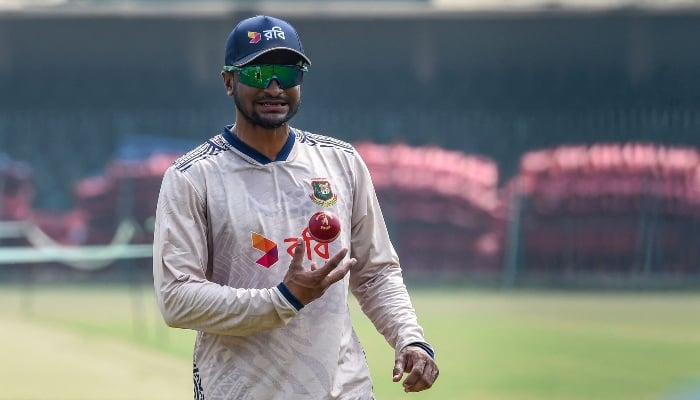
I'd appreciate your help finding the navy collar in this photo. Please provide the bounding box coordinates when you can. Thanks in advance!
[222,124,295,164]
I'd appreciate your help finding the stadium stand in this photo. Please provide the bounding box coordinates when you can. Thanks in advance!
[0,154,33,222]
[73,153,178,246]
[3,140,700,286]
[355,142,504,278]
[503,142,700,283]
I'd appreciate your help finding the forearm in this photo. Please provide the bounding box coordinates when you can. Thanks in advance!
[156,278,299,336]
[351,266,428,355]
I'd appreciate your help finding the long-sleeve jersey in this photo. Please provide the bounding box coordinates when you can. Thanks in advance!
[153,125,431,400]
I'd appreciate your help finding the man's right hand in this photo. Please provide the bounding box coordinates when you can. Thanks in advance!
[282,238,355,305]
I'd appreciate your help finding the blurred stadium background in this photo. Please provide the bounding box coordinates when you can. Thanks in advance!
[2,0,699,287]
[1,0,700,399]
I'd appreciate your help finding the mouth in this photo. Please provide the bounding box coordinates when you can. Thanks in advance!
[257,100,288,112]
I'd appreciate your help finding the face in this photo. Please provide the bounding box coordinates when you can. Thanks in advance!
[231,78,301,129]
[224,51,304,129]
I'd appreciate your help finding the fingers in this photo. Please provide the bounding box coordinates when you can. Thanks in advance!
[325,257,355,284]
[392,353,407,382]
[314,247,349,275]
[290,238,306,269]
[308,247,351,285]
[402,358,428,392]
[393,347,439,392]
[291,238,345,275]
[282,240,353,305]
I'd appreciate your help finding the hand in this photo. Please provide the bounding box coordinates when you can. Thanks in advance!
[392,345,439,392]
[282,238,355,305]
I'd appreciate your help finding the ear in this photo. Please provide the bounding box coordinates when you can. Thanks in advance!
[222,71,235,96]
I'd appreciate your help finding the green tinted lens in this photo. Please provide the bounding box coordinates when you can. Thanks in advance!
[228,65,306,89]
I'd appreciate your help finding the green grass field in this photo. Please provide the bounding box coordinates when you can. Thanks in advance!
[1,284,699,400]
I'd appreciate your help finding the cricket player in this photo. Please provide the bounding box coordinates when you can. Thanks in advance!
[153,15,439,400]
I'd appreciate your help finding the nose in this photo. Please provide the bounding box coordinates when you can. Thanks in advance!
[264,78,284,95]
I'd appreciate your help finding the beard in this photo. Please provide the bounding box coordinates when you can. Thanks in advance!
[233,87,300,129]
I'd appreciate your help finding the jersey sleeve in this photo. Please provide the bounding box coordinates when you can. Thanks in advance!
[152,167,298,336]
[347,153,433,357]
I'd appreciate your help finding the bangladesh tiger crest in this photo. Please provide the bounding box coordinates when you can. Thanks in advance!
[309,178,338,207]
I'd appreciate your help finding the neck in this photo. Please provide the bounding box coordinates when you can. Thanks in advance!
[231,122,289,161]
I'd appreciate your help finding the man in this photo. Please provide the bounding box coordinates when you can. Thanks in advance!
[153,15,439,400]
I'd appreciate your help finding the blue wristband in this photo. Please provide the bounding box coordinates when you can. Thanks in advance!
[276,282,305,311]
[407,342,435,359]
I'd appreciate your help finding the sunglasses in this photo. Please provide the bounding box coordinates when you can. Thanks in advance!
[223,64,308,89]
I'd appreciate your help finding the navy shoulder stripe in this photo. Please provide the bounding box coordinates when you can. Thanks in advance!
[173,135,230,172]
[294,129,355,154]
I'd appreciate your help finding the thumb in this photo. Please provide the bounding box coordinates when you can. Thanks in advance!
[392,354,406,382]
[290,238,305,268]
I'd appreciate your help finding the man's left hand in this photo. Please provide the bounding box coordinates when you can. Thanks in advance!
[392,345,439,392]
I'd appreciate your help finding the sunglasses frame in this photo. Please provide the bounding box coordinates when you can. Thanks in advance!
[223,64,308,89]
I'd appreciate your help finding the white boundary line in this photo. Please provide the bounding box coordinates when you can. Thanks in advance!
[0,244,153,264]
[0,220,152,269]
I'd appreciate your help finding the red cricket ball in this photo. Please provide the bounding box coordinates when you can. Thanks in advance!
[307,210,341,243]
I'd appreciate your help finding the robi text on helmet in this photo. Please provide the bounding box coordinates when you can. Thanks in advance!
[224,15,312,68]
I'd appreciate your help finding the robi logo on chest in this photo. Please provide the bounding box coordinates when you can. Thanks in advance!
[251,227,332,269]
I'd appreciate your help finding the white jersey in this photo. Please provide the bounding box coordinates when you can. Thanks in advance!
[153,125,431,400]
